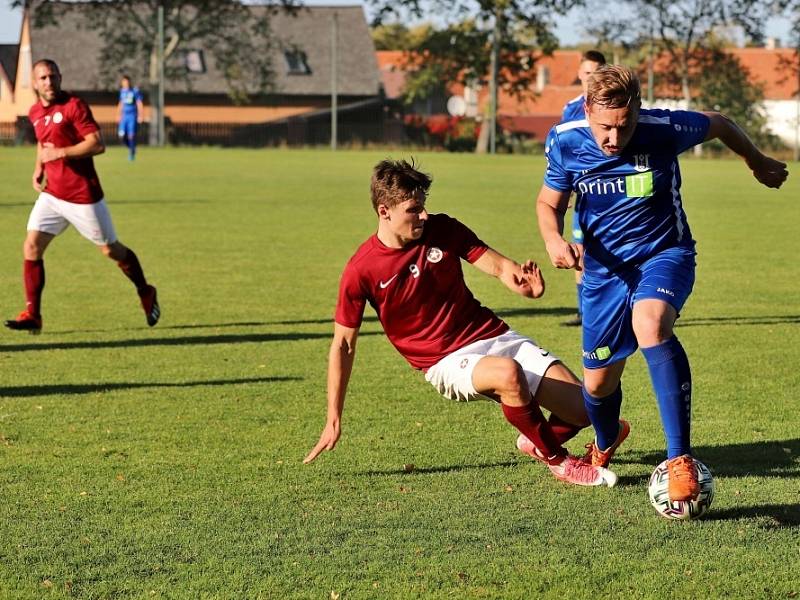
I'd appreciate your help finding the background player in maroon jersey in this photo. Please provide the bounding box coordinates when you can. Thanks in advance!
[4,59,159,334]
[304,159,619,488]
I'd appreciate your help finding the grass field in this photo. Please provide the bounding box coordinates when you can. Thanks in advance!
[0,146,798,599]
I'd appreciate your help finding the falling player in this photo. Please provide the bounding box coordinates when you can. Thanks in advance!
[305,158,620,488]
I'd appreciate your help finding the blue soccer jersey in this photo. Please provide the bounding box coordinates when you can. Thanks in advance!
[119,87,143,119]
[543,108,710,275]
[561,94,585,122]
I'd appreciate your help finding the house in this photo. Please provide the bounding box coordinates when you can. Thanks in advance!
[0,3,382,145]
[377,49,586,141]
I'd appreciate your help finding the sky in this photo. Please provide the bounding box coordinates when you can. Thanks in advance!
[0,0,793,47]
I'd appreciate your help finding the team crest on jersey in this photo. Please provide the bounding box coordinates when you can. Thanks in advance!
[53,112,63,124]
[426,247,443,263]
[633,153,650,172]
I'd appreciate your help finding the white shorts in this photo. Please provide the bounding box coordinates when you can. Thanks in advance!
[424,330,559,402]
[27,192,117,245]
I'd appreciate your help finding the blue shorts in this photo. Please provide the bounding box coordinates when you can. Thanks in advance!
[582,246,696,369]
[118,117,138,138]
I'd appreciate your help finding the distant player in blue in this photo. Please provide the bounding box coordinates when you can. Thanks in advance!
[117,76,144,161]
[559,50,606,328]
[536,65,787,501]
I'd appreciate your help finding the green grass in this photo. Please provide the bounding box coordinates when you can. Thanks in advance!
[0,147,798,599]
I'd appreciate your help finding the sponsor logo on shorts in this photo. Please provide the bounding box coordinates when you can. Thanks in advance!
[426,247,443,263]
[657,287,675,297]
[583,345,611,361]
[459,358,470,369]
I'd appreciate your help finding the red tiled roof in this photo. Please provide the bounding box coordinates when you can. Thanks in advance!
[728,47,798,100]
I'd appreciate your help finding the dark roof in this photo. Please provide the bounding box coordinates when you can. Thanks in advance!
[28,3,379,97]
[0,44,18,86]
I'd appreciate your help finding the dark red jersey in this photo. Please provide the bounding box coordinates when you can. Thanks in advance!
[29,93,103,204]
[335,213,509,370]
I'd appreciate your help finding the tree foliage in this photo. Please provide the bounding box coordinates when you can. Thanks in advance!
[367,0,582,102]
[16,0,300,103]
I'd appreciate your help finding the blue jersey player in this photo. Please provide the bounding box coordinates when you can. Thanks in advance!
[560,50,605,328]
[117,75,144,161]
[536,65,788,502]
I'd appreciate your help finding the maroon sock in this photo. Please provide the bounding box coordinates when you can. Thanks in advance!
[548,413,587,445]
[117,249,148,293]
[502,402,565,462]
[23,259,45,317]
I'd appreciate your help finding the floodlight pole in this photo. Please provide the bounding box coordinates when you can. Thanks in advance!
[331,11,338,151]
[157,3,165,147]
[488,9,500,155]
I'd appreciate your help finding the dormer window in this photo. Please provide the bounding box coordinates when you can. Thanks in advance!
[184,49,206,74]
[284,49,311,75]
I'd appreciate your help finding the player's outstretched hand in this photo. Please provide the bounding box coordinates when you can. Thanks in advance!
[748,153,788,189]
[517,260,545,298]
[303,420,341,464]
[545,238,582,271]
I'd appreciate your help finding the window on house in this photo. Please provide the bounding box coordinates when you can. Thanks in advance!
[184,49,206,74]
[284,49,311,75]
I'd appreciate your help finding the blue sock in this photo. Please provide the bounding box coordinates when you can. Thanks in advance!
[582,384,622,450]
[641,336,691,459]
[576,282,583,317]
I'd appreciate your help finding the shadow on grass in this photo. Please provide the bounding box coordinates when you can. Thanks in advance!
[0,330,381,352]
[706,503,800,527]
[677,314,800,327]
[0,376,301,398]
[360,460,519,477]
[615,438,800,479]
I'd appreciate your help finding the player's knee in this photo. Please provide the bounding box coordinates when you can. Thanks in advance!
[101,242,127,261]
[583,377,617,399]
[632,315,672,346]
[495,358,527,396]
[23,238,44,259]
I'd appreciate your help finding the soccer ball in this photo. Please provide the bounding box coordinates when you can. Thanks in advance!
[648,457,715,520]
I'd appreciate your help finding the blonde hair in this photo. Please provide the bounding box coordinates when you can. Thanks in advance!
[586,65,641,109]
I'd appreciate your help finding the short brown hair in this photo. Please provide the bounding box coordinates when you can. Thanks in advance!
[581,50,606,65]
[370,158,432,213]
[586,65,641,109]
[33,58,60,73]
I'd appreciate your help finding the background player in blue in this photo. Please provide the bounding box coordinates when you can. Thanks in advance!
[560,50,605,327]
[535,65,788,501]
[116,75,144,161]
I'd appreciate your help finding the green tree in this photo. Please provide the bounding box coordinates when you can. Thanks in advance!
[17,0,299,143]
[368,0,582,151]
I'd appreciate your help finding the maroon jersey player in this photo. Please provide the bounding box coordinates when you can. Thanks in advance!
[304,158,620,488]
[4,59,159,334]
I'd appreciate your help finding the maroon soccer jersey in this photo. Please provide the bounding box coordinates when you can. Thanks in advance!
[29,93,104,204]
[335,213,509,370]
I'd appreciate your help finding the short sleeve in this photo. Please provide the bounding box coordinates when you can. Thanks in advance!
[444,216,489,263]
[543,127,573,192]
[668,111,710,155]
[334,262,367,328]
[70,98,100,137]
[135,88,144,102]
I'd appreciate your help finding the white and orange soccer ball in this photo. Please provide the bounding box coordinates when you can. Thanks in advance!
[648,457,715,520]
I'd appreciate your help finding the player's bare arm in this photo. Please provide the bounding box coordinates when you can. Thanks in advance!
[536,184,582,270]
[137,99,145,123]
[39,130,106,163]
[473,249,545,298]
[702,112,788,189]
[32,142,45,192]
[304,322,359,464]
